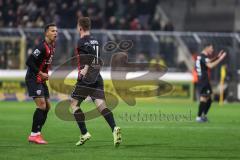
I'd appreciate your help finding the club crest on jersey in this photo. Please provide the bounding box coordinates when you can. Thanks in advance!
[46,55,53,64]
[33,49,41,57]
[36,90,42,95]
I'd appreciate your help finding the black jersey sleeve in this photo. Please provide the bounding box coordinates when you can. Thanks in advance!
[26,45,45,74]
[201,54,210,65]
[77,39,96,54]
[84,45,95,65]
[78,43,96,65]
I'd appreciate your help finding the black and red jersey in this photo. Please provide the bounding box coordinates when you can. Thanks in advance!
[25,40,56,83]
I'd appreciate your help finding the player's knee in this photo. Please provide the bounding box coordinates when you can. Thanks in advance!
[71,105,79,113]
[70,100,78,112]
[97,103,107,113]
[200,96,208,102]
[95,99,107,112]
[70,98,78,106]
[37,99,47,109]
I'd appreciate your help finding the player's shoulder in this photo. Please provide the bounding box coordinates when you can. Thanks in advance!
[35,40,46,48]
[199,53,210,63]
[32,40,46,57]
[78,35,99,46]
[199,53,207,60]
[200,53,206,58]
[88,36,99,45]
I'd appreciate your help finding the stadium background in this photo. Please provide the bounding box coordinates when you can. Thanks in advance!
[1,0,240,102]
[0,0,240,160]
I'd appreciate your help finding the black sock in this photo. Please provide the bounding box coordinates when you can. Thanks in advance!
[204,99,212,115]
[197,102,207,117]
[74,108,87,135]
[101,108,116,132]
[31,108,45,133]
[39,109,49,132]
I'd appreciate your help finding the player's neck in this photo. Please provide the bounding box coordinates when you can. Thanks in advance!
[45,37,54,46]
[202,51,208,56]
[80,31,90,38]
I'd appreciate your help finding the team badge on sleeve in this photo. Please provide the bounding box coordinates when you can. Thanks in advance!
[33,49,41,57]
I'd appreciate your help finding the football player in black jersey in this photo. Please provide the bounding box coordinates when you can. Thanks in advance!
[195,43,226,122]
[25,23,57,144]
[70,17,121,147]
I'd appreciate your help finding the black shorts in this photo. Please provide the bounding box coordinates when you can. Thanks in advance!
[25,79,49,98]
[197,82,212,97]
[71,75,105,102]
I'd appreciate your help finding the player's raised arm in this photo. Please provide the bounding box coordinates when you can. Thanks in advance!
[206,51,226,69]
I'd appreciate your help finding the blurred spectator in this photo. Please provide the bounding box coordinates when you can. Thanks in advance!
[163,21,174,31]
[136,53,148,70]
[0,0,3,27]
[136,53,148,63]
[0,0,170,30]
[0,51,6,69]
[151,18,162,31]
[87,0,103,29]
[105,0,117,21]
[119,17,129,30]
[58,3,71,28]
[130,18,141,30]
[137,0,151,30]
[106,16,118,29]
[124,0,138,22]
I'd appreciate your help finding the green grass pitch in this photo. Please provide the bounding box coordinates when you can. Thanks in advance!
[0,100,240,160]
